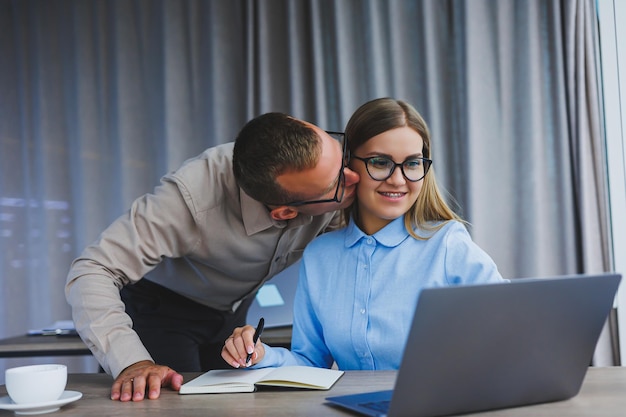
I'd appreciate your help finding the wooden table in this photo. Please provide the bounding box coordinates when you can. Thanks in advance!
[1,367,626,416]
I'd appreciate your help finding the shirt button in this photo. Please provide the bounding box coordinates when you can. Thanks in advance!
[360,309,366,314]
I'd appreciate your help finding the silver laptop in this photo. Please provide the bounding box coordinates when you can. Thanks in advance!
[247,261,300,328]
[326,273,621,417]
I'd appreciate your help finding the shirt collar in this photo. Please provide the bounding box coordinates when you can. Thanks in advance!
[240,188,313,235]
[345,216,410,248]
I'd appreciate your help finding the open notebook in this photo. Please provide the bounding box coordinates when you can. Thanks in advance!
[326,273,621,417]
[180,366,344,394]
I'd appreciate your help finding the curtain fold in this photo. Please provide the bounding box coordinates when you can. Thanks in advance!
[563,0,613,365]
[0,0,614,378]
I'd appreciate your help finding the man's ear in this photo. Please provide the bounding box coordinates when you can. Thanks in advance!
[269,206,299,221]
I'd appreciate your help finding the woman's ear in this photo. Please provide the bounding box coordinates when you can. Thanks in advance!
[269,206,299,221]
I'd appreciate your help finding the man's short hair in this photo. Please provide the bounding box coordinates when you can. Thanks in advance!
[233,112,321,204]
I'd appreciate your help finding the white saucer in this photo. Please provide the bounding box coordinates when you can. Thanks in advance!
[0,390,82,415]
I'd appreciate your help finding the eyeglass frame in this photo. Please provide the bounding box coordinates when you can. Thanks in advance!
[267,131,348,207]
[352,155,432,182]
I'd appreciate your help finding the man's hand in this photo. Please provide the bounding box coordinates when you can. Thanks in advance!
[110,360,183,401]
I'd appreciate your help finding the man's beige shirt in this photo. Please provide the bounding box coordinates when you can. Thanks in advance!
[65,143,341,377]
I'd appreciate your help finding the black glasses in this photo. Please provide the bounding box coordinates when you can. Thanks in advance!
[352,155,432,182]
[271,131,347,207]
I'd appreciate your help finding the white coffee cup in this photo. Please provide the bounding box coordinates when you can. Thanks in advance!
[5,364,67,404]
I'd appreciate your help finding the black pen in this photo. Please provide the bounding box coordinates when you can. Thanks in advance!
[246,317,265,364]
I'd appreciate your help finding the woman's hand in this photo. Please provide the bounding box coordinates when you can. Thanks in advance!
[222,325,266,368]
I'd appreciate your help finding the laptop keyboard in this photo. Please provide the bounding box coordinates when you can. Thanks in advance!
[359,400,391,413]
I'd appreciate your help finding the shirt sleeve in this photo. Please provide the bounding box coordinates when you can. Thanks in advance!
[255,254,335,369]
[443,222,505,285]
[65,179,199,377]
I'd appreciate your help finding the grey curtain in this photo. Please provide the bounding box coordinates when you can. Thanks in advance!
[0,0,612,379]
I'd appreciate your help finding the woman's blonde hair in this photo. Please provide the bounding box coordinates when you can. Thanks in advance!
[344,98,463,239]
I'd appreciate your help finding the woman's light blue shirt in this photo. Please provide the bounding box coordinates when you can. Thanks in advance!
[260,216,505,370]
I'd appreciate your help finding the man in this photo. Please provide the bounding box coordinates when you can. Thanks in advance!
[65,112,359,401]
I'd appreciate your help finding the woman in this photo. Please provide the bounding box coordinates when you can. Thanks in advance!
[222,98,506,370]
